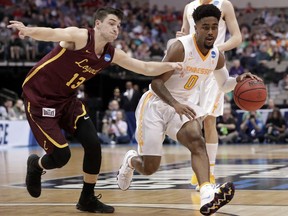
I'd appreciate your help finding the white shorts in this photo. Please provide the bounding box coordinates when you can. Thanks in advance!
[135,91,207,156]
[191,73,225,117]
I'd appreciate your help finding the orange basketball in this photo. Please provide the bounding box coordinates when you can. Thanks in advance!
[233,78,267,111]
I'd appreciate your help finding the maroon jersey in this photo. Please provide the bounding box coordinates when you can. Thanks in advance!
[22,28,115,106]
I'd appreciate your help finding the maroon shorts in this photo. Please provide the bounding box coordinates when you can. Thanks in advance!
[24,97,87,154]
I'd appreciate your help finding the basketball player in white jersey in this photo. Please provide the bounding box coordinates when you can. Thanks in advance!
[117,5,259,215]
[177,0,242,188]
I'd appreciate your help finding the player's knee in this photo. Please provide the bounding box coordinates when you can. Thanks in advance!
[204,116,216,128]
[53,147,71,168]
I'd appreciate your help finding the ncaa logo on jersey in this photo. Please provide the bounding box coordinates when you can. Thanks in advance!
[42,108,56,117]
[213,1,219,6]
[211,51,217,58]
[104,54,111,62]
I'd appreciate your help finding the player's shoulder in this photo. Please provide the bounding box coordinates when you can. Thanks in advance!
[221,0,234,13]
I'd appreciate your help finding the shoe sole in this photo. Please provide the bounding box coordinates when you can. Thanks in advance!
[76,204,115,213]
[200,182,235,216]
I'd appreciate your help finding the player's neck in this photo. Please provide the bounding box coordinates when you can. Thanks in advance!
[94,30,108,55]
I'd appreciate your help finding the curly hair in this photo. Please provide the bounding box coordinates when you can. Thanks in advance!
[192,4,221,23]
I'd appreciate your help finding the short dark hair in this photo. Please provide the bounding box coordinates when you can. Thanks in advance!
[192,4,221,23]
[93,7,124,23]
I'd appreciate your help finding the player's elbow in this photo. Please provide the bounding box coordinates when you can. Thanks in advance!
[151,78,163,91]
[235,34,242,47]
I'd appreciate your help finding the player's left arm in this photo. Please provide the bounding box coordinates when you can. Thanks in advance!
[217,0,242,52]
[214,53,261,93]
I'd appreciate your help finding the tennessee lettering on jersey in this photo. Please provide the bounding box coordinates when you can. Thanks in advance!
[157,34,219,100]
[185,66,213,75]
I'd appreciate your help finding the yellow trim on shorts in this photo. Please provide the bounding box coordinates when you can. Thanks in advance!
[22,48,66,87]
[74,103,87,129]
[211,92,222,114]
[137,92,153,153]
[27,102,68,149]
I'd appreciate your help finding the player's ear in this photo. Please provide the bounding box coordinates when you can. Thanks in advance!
[194,25,197,35]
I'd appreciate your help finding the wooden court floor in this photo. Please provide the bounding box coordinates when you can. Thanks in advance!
[1,143,288,216]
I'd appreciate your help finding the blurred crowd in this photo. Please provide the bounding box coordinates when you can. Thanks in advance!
[0,1,288,144]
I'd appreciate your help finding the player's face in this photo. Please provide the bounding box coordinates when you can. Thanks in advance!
[195,17,218,49]
[96,14,121,42]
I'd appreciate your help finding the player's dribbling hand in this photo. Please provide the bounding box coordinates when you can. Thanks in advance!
[236,72,262,82]
[173,102,196,121]
[7,21,27,39]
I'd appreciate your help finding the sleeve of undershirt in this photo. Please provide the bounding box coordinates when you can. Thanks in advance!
[213,67,237,93]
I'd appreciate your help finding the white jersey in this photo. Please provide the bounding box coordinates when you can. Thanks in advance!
[186,0,226,46]
[150,34,219,101]
[135,35,220,155]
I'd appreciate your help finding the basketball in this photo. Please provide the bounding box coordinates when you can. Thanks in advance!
[233,78,267,111]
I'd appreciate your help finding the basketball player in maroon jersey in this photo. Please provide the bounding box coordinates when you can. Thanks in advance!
[7,7,181,213]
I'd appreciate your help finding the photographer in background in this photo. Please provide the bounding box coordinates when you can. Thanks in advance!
[217,104,238,144]
[264,107,286,143]
[240,111,265,143]
[107,111,130,144]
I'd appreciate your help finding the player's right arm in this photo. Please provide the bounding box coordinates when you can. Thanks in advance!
[151,41,196,120]
[112,48,182,76]
[7,21,87,49]
[214,52,261,93]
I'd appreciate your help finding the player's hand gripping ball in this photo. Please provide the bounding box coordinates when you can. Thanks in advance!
[233,78,267,111]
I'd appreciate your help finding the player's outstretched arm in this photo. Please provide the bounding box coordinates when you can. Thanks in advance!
[112,48,182,76]
[7,20,87,43]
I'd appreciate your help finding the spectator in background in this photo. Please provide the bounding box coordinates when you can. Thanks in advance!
[217,104,238,144]
[0,99,8,120]
[149,42,164,60]
[240,111,265,143]
[278,73,288,92]
[13,98,26,120]
[229,59,244,77]
[110,87,122,105]
[107,111,130,144]
[9,34,23,61]
[255,43,271,76]
[121,81,141,140]
[0,98,16,120]
[101,100,126,145]
[244,2,255,14]
[264,107,286,143]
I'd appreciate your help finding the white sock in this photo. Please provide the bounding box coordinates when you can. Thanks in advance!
[206,143,218,175]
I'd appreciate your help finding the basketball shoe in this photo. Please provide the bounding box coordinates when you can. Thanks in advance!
[117,150,138,191]
[191,173,215,191]
[76,193,114,213]
[200,182,235,215]
[26,154,45,198]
